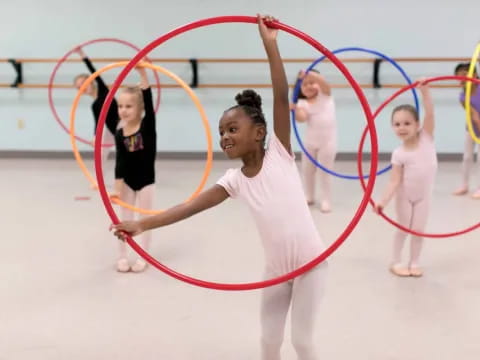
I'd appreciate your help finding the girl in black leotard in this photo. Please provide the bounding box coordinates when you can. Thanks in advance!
[111,65,156,273]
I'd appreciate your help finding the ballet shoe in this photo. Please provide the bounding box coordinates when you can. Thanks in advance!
[409,266,423,277]
[116,258,130,273]
[131,259,148,273]
[389,264,410,277]
[471,189,480,199]
[452,187,468,196]
[320,201,331,213]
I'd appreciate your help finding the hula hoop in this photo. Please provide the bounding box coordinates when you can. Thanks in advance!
[359,75,480,238]
[292,47,419,180]
[70,61,213,215]
[48,38,162,147]
[465,43,480,144]
[95,16,379,291]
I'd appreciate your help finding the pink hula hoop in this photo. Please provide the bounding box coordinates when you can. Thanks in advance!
[48,37,162,147]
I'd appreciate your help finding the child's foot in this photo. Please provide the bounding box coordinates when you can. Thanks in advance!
[409,266,423,277]
[389,263,410,277]
[471,189,480,199]
[307,200,315,206]
[320,201,331,213]
[131,259,148,273]
[116,258,130,273]
[452,186,468,196]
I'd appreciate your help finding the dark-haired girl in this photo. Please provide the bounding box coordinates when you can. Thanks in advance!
[452,63,480,198]
[112,15,328,359]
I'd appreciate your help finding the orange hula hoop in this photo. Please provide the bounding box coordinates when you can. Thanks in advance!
[69,61,213,214]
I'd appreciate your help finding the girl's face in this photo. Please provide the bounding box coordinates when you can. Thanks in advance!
[218,108,265,159]
[74,76,94,96]
[456,69,477,87]
[391,110,419,142]
[118,92,142,124]
[456,69,468,86]
[300,73,320,99]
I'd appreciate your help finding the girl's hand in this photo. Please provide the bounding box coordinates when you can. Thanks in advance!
[297,70,306,80]
[74,47,86,58]
[136,59,149,89]
[257,14,278,42]
[289,103,297,111]
[110,221,144,241]
[374,202,384,214]
[109,192,120,201]
[135,58,148,72]
[417,77,429,93]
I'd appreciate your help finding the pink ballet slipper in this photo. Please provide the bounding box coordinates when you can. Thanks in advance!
[409,266,424,277]
[389,264,410,277]
[470,189,480,199]
[452,187,468,196]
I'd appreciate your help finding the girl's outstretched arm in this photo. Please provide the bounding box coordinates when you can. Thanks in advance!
[111,185,229,240]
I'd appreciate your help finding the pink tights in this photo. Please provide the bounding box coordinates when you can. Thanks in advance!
[392,192,430,267]
[301,142,336,205]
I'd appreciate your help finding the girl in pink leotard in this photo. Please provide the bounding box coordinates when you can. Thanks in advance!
[112,15,328,359]
[375,80,437,278]
[292,70,337,213]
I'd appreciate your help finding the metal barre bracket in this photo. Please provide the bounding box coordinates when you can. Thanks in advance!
[189,58,198,88]
[8,59,23,87]
[373,58,382,88]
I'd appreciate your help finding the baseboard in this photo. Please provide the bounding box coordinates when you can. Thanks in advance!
[0,150,463,161]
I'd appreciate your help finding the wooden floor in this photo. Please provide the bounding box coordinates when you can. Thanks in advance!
[2,157,480,359]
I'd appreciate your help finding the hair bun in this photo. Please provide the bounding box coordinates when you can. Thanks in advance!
[235,89,262,110]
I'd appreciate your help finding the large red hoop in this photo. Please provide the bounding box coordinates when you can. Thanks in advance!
[358,75,480,238]
[95,16,378,290]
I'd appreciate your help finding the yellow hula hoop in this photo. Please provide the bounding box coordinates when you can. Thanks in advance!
[69,61,213,215]
[465,43,480,144]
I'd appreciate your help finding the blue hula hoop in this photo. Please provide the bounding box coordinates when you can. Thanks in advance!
[291,47,419,180]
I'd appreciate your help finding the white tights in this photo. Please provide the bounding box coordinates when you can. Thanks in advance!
[117,183,155,259]
[260,263,328,360]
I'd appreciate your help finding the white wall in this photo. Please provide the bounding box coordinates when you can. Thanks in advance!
[0,0,477,154]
